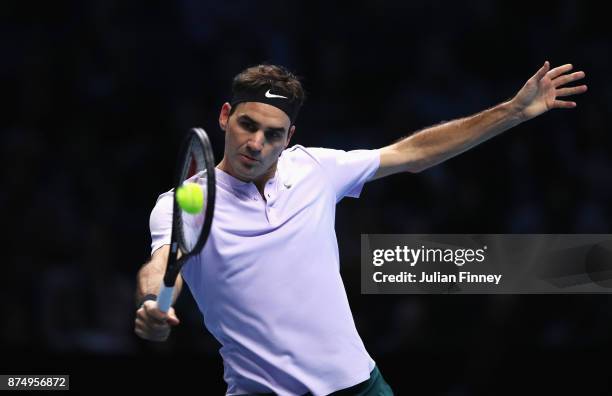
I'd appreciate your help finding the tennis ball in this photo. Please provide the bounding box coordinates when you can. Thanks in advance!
[176,183,204,214]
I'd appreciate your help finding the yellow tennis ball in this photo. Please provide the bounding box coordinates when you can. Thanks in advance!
[176,183,204,214]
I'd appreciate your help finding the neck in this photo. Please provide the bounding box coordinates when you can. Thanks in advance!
[252,164,276,197]
[218,157,277,199]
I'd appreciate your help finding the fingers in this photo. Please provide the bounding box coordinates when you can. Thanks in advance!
[134,303,181,341]
[547,63,573,79]
[552,100,577,109]
[553,71,586,88]
[546,62,587,109]
[556,84,588,97]
[143,300,168,323]
[143,301,180,326]
[135,316,172,341]
[532,61,550,81]
[166,309,181,326]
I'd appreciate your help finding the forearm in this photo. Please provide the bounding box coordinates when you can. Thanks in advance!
[136,245,183,306]
[393,100,525,172]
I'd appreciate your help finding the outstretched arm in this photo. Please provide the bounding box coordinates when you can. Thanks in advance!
[373,61,587,179]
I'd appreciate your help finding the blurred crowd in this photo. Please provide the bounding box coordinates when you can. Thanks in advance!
[2,1,611,393]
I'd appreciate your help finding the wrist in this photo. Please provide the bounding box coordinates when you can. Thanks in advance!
[503,99,527,125]
[137,293,158,309]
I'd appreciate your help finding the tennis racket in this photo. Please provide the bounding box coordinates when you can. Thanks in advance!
[157,127,216,313]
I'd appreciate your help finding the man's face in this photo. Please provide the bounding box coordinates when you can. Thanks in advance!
[219,101,295,182]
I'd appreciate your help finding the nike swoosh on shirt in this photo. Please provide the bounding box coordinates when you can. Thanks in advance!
[265,89,288,99]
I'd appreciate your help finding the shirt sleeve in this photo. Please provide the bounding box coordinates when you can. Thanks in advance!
[307,147,380,201]
[149,190,173,255]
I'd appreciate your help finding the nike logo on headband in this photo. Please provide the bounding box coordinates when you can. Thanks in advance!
[265,89,288,99]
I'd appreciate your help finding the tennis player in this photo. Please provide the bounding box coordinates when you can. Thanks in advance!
[135,62,586,395]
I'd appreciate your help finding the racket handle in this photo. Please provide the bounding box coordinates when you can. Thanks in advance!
[157,283,174,313]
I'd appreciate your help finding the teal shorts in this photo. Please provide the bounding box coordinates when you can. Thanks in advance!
[325,366,394,396]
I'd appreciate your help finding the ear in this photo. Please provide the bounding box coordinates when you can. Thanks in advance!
[219,102,231,131]
[285,125,296,149]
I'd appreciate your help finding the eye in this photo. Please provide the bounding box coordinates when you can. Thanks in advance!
[240,120,257,132]
[267,131,283,140]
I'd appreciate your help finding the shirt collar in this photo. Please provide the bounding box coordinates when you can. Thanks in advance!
[215,167,278,195]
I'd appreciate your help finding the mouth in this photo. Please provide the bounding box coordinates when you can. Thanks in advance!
[238,153,259,165]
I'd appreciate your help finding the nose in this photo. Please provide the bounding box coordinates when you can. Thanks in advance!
[247,130,264,152]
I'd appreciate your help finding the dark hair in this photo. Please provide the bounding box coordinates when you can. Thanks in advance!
[230,64,305,117]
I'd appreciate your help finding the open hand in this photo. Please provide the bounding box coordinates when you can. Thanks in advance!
[512,61,587,121]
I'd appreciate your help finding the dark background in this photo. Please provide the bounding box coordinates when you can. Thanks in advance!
[2,1,611,394]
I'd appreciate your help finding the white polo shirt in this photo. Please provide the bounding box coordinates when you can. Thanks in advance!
[150,145,380,396]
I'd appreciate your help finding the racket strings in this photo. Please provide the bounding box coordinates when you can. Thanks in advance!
[177,136,209,254]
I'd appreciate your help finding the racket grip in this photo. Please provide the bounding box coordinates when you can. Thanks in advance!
[157,283,174,313]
